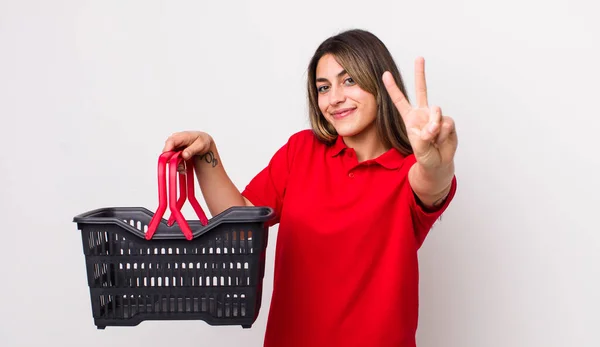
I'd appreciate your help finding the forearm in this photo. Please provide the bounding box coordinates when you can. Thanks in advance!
[192,138,250,216]
[408,162,455,208]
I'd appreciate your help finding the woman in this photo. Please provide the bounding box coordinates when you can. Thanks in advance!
[163,29,458,347]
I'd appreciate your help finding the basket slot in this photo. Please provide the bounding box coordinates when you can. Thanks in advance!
[241,231,247,254]
[247,230,253,253]
[109,233,115,256]
[216,293,223,317]
[100,232,107,255]
[107,294,115,319]
[192,261,198,286]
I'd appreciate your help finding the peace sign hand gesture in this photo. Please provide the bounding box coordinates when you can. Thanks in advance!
[382,58,458,171]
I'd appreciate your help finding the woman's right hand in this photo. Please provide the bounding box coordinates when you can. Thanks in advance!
[162,130,251,212]
[163,131,213,161]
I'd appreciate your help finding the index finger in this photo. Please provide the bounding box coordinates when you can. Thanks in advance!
[415,57,428,108]
[163,139,173,152]
[163,132,189,152]
[382,71,411,117]
[163,135,177,152]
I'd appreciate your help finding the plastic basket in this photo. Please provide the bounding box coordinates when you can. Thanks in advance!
[73,151,274,329]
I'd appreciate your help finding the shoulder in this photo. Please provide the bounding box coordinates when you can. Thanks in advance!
[269,129,329,169]
[288,129,319,143]
[284,129,326,152]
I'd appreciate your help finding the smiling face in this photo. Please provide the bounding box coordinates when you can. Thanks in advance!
[315,54,378,139]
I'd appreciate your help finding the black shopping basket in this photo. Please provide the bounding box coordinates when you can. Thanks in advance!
[73,150,274,329]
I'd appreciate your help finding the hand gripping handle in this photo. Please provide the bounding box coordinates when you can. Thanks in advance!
[146,151,209,240]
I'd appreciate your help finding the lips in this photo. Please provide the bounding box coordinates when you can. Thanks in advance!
[330,107,356,120]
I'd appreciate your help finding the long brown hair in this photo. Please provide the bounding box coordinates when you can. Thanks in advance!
[307,29,413,156]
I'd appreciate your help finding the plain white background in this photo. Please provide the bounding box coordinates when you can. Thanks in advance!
[1,0,598,346]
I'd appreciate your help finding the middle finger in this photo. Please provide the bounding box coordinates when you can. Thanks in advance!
[415,57,428,108]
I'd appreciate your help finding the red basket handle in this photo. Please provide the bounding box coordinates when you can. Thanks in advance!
[146,151,209,240]
[165,156,209,227]
[146,151,175,239]
[166,164,188,226]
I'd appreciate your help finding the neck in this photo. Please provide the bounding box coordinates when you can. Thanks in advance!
[342,124,389,162]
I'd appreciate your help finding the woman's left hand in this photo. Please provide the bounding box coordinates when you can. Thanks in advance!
[382,57,458,171]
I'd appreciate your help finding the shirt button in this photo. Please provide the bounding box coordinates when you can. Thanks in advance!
[348,172,355,178]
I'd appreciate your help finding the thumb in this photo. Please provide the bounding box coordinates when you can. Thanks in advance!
[412,107,441,154]
[410,129,434,159]
[182,136,211,160]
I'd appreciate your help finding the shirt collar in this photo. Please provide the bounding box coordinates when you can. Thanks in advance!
[374,148,405,170]
[329,135,347,157]
[328,135,406,170]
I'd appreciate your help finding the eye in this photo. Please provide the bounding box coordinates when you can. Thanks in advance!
[317,85,329,93]
[344,77,356,86]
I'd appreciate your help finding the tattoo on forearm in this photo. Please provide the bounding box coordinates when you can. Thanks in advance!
[199,151,219,167]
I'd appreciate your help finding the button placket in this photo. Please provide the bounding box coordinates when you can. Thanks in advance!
[342,148,359,177]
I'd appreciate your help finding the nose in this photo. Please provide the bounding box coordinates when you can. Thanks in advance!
[328,85,345,106]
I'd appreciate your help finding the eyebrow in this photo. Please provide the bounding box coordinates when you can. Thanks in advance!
[316,69,347,83]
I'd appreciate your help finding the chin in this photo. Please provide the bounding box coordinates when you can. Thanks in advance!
[332,125,363,138]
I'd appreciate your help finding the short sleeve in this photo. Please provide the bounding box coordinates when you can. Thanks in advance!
[405,159,458,248]
[241,135,297,227]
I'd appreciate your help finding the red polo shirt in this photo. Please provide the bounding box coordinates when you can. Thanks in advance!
[242,129,457,347]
